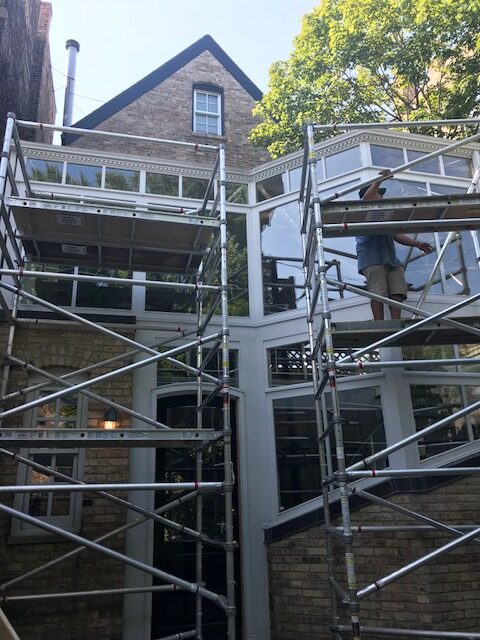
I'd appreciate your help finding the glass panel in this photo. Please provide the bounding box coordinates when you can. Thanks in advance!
[289,167,302,192]
[256,174,287,202]
[410,384,469,459]
[76,268,132,309]
[382,178,428,197]
[146,213,248,316]
[273,395,320,510]
[268,343,312,387]
[206,115,219,135]
[105,167,139,191]
[319,178,360,201]
[65,163,102,187]
[226,182,247,204]
[260,202,304,314]
[325,146,361,179]
[207,94,219,113]
[402,345,456,372]
[325,386,386,470]
[157,349,239,387]
[22,263,74,306]
[28,457,52,517]
[407,150,441,174]
[146,172,179,196]
[399,231,440,294]
[371,144,405,168]
[26,158,63,183]
[196,92,207,110]
[182,176,209,199]
[430,183,468,196]
[459,344,480,373]
[439,231,480,296]
[465,386,480,439]
[443,155,472,178]
[58,395,77,429]
[195,114,207,132]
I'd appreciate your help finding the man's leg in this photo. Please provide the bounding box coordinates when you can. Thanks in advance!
[388,267,408,319]
[363,265,388,321]
[371,300,385,320]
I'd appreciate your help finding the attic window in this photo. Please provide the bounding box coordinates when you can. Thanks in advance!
[193,87,222,135]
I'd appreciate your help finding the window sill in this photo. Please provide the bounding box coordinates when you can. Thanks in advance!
[192,132,227,142]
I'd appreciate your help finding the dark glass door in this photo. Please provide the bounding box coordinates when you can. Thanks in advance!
[151,395,241,639]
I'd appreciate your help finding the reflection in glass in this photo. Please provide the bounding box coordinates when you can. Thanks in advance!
[27,453,75,518]
[443,155,472,178]
[146,172,179,196]
[37,392,77,429]
[182,176,210,200]
[23,263,74,306]
[382,178,427,198]
[268,343,312,387]
[105,167,139,191]
[226,182,248,204]
[402,345,456,372]
[407,150,441,174]
[325,146,361,178]
[27,158,63,183]
[430,183,468,196]
[256,173,287,202]
[146,213,248,316]
[158,349,239,387]
[371,144,405,169]
[459,344,480,373]
[66,163,102,187]
[77,268,132,309]
[411,384,468,459]
[465,386,480,439]
[260,202,304,314]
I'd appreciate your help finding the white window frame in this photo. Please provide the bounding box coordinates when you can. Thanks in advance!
[11,372,87,539]
[193,89,222,136]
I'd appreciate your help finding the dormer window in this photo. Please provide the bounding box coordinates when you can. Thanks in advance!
[193,85,223,135]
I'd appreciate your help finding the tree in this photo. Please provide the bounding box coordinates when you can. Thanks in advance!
[250,0,480,158]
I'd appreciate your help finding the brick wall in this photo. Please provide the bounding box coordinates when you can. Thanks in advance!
[267,477,480,639]
[69,50,270,170]
[0,0,54,141]
[0,322,134,640]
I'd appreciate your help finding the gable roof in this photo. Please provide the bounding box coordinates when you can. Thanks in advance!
[64,34,263,144]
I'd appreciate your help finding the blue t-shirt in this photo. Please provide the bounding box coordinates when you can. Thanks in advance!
[356,235,401,274]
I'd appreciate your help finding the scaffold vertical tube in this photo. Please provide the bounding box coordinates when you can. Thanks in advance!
[196,269,204,639]
[219,145,236,639]
[306,124,361,639]
[299,200,339,631]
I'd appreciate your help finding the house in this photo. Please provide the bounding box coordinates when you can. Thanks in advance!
[1,27,480,640]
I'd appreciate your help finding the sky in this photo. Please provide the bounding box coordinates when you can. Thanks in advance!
[47,0,319,127]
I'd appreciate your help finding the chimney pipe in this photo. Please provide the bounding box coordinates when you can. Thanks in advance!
[63,39,80,126]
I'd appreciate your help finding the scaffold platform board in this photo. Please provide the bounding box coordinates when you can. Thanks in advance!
[6,196,218,272]
[0,428,221,448]
[331,316,480,348]
[321,193,480,236]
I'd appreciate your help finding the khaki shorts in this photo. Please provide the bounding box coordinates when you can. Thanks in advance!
[363,264,407,300]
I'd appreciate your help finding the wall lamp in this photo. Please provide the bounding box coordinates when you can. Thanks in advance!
[103,407,119,430]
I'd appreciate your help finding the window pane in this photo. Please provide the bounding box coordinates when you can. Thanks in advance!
[289,167,302,191]
[268,343,312,386]
[443,155,472,178]
[196,93,207,110]
[273,395,320,510]
[260,202,304,314]
[157,349,239,387]
[459,344,480,373]
[325,386,386,469]
[27,158,63,183]
[105,167,139,191]
[146,172,179,196]
[207,95,219,113]
[402,345,456,372]
[206,115,219,135]
[195,114,207,132]
[76,268,132,309]
[256,173,287,202]
[371,144,405,168]
[430,183,468,196]
[66,163,102,187]
[407,150,441,174]
[382,178,428,197]
[325,146,361,179]
[182,176,210,199]
[23,263,74,306]
[226,182,247,204]
[465,386,480,439]
[410,384,469,459]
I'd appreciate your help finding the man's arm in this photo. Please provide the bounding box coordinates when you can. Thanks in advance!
[362,168,390,199]
[394,234,434,253]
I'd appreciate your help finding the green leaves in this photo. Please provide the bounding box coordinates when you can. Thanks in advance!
[249,0,480,158]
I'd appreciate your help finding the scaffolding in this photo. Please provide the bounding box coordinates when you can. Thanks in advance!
[0,114,237,639]
[299,118,480,639]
